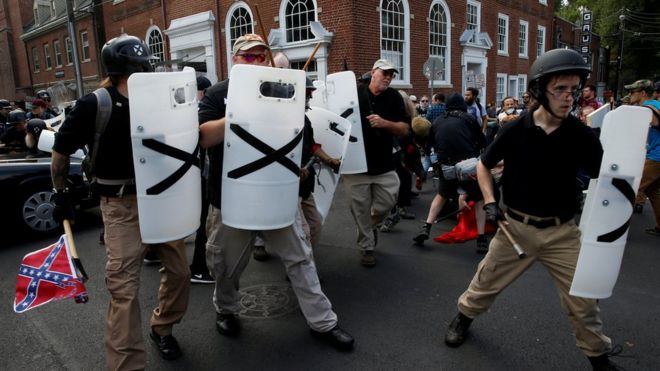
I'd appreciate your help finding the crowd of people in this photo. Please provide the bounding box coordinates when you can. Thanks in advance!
[3,30,655,371]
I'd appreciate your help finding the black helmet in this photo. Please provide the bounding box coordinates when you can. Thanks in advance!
[36,89,51,101]
[0,99,10,109]
[102,34,154,76]
[27,118,47,137]
[8,109,27,124]
[527,48,590,101]
[305,77,316,91]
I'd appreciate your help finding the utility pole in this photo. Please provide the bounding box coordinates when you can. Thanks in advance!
[614,12,625,100]
[66,0,84,98]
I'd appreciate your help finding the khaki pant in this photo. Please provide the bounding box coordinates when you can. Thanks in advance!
[343,171,400,251]
[457,214,612,357]
[300,194,322,248]
[100,195,190,371]
[637,159,660,228]
[205,205,337,332]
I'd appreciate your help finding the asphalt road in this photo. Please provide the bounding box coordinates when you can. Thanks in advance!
[1,182,658,370]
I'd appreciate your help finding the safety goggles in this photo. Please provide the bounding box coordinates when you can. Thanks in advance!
[237,53,266,63]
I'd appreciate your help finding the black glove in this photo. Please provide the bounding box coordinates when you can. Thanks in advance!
[483,202,504,226]
[52,190,75,223]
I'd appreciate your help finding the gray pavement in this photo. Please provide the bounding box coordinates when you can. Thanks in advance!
[1,182,659,370]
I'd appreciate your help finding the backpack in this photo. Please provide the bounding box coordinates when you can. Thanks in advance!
[81,88,112,182]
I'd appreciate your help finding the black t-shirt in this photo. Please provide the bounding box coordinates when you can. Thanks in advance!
[0,126,27,150]
[480,112,603,218]
[197,80,230,209]
[357,84,409,175]
[429,111,486,165]
[53,86,134,182]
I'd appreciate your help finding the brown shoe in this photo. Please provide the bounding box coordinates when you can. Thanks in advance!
[360,251,376,267]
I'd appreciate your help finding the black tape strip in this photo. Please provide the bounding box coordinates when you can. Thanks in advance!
[329,121,358,143]
[596,177,635,243]
[227,124,303,179]
[142,139,200,195]
[339,108,353,118]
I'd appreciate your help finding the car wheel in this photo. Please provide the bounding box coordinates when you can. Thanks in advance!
[21,188,60,233]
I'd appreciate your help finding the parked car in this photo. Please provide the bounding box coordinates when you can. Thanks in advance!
[0,149,97,234]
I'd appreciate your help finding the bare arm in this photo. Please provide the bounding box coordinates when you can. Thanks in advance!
[199,117,226,148]
[476,160,496,204]
[51,150,71,189]
[481,115,489,132]
[366,114,409,136]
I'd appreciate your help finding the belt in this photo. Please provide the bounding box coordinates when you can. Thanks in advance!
[506,208,573,229]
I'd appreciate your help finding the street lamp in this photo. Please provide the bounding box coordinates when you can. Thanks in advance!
[614,14,625,99]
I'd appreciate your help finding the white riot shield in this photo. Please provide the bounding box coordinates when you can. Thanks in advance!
[44,111,65,130]
[306,106,352,222]
[308,80,327,109]
[586,103,610,128]
[37,130,86,159]
[128,67,201,243]
[571,105,651,299]
[324,71,367,174]
[222,65,306,230]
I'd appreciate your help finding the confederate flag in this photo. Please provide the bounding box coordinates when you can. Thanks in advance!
[14,235,88,313]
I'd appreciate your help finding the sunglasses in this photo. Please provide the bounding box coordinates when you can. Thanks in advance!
[237,53,266,63]
[421,100,429,102]
[628,89,642,94]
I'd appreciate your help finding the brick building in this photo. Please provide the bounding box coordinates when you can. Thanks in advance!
[0,0,36,101]
[10,1,605,108]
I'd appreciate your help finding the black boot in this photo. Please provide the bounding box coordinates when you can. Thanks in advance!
[444,312,473,347]
[476,234,489,254]
[413,223,432,244]
[588,346,625,371]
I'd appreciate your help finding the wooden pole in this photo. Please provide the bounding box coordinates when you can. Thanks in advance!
[254,5,274,65]
[63,219,89,281]
[303,42,322,71]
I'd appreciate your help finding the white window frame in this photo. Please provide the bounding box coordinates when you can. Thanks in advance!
[518,20,528,58]
[497,13,508,56]
[380,0,410,85]
[283,0,317,44]
[537,25,546,57]
[146,26,165,67]
[517,75,527,101]
[65,37,73,65]
[225,2,255,70]
[80,31,90,62]
[32,47,40,73]
[428,0,451,86]
[43,43,52,70]
[496,73,507,108]
[539,0,547,5]
[466,0,481,43]
[54,39,62,67]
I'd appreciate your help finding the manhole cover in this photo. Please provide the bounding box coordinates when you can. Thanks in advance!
[238,283,299,319]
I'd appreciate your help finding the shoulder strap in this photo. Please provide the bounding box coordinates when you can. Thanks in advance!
[642,103,660,123]
[87,88,112,177]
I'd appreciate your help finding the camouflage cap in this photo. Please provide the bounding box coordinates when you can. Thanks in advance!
[624,79,654,92]
[232,33,269,55]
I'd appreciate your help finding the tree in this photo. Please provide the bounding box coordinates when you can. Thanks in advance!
[557,0,660,96]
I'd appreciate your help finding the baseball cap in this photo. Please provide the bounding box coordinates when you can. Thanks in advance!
[0,99,10,108]
[409,95,418,103]
[624,79,653,92]
[232,33,269,55]
[372,59,398,73]
[31,99,47,108]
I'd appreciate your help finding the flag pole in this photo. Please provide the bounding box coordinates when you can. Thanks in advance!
[63,220,89,281]
[254,5,274,65]
[303,42,321,71]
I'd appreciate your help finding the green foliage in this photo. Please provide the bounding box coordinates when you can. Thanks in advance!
[557,0,660,93]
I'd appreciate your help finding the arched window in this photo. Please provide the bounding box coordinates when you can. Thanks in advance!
[285,0,316,43]
[380,0,409,83]
[429,1,450,83]
[146,27,165,66]
[225,3,254,69]
[229,5,254,48]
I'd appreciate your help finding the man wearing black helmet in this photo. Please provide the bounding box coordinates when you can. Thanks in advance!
[0,99,12,136]
[443,49,622,371]
[51,34,190,369]
[0,109,28,151]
